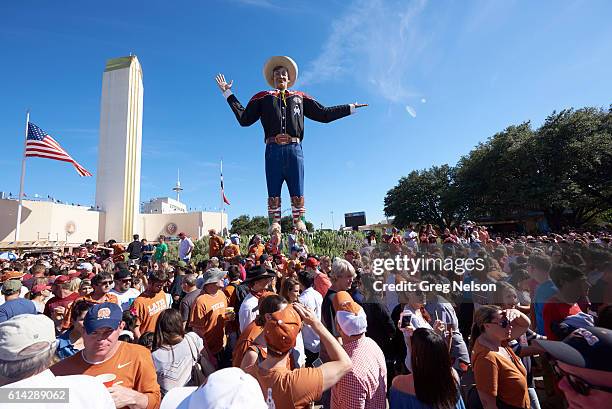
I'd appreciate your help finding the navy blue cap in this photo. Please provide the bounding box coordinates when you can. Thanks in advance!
[537,327,612,372]
[114,269,131,280]
[84,302,122,334]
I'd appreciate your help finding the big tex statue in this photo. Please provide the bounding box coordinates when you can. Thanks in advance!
[216,56,367,232]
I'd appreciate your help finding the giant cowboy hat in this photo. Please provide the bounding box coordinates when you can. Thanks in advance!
[263,56,298,89]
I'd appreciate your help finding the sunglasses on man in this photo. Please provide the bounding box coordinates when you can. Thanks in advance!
[552,361,612,396]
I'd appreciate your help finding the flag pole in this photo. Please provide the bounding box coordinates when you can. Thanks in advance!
[15,110,30,242]
[220,159,224,236]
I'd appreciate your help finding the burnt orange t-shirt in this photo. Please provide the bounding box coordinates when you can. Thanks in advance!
[232,320,263,367]
[472,339,530,409]
[248,243,265,260]
[62,293,119,329]
[223,244,240,258]
[190,290,227,354]
[132,291,169,335]
[245,364,323,409]
[223,282,241,334]
[209,236,225,258]
[51,341,161,409]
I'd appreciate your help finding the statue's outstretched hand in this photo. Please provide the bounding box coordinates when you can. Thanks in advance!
[215,73,233,92]
[353,103,368,108]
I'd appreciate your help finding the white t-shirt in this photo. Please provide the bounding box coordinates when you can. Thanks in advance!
[238,293,259,333]
[0,369,114,409]
[110,287,141,311]
[178,238,194,260]
[403,230,418,248]
[152,332,204,395]
[384,274,400,313]
[299,287,323,353]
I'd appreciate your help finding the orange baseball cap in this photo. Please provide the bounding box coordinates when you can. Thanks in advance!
[0,271,24,283]
[263,304,302,355]
[332,291,361,314]
[333,291,367,336]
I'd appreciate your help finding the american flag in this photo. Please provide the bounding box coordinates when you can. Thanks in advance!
[221,160,230,205]
[25,122,92,177]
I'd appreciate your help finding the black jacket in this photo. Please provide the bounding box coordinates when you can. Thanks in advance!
[226,90,351,142]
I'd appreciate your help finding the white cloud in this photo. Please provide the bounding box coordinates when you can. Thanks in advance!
[299,0,429,106]
[421,98,427,103]
[405,105,417,118]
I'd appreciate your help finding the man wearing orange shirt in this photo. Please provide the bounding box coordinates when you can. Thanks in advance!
[62,272,118,329]
[222,237,241,259]
[132,270,170,340]
[51,303,161,409]
[208,229,225,258]
[190,268,233,367]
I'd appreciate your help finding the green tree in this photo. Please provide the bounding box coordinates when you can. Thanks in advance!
[384,164,466,229]
[229,215,269,236]
[454,123,535,220]
[532,107,612,227]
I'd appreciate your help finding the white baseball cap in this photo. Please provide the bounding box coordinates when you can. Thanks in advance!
[77,262,93,272]
[334,291,368,336]
[0,314,56,361]
[160,367,267,409]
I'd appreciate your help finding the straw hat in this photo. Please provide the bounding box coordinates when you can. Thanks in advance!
[263,56,298,88]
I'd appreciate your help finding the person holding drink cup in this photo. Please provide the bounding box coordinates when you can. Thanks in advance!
[51,302,161,409]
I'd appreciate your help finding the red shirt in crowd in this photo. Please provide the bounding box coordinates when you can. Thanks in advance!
[542,295,582,340]
[43,292,80,317]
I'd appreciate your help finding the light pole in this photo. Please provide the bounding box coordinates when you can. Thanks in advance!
[331,211,335,230]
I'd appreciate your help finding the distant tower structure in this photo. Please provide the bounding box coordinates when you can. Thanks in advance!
[95,55,143,242]
[172,169,184,202]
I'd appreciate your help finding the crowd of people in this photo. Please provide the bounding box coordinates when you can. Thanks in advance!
[0,224,611,409]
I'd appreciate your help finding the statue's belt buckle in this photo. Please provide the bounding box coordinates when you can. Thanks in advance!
[275,134,292,145]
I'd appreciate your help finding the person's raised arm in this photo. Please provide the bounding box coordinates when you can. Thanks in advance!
[215,73,261,126]
[506,308,530,340]
[303,94,367,123]
[293,303,351,392]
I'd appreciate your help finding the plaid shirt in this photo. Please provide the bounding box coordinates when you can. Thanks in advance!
[331,336,387,409]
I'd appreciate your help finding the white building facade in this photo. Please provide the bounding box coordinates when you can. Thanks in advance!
[141,197,187,214]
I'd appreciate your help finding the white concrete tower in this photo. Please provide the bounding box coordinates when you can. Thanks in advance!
[95,56,143,242]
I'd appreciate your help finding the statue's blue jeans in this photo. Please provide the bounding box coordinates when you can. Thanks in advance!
[265,142,304,198]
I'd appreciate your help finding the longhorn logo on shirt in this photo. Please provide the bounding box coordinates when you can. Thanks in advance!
[97,308,111,319]
[293,105,301,117]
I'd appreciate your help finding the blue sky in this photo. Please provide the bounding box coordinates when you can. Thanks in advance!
[1,0,611,230]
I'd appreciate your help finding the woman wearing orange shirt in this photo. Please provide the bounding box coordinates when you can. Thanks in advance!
[470,305,531,409]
